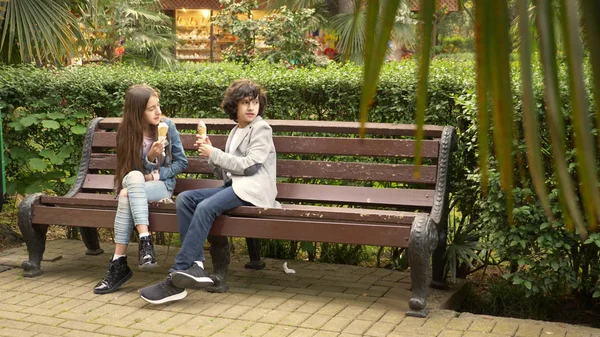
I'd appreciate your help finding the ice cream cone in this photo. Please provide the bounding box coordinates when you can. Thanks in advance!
[158,122,169,138]
[197,120,207,141]
[158,122,168,156]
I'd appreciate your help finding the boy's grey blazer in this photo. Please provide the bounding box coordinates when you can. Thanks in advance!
[208,116,281,209]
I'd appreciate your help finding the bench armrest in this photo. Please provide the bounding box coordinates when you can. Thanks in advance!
[429,126,457,226]
[64,117,104,198]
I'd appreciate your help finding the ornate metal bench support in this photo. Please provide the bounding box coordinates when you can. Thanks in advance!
[407,215,438,318]
[207,234,230,293]
[18,193,48,277]
[244,237,265,270]
[80,228,104,256]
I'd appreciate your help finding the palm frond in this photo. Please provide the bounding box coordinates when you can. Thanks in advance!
[0,0,82,65]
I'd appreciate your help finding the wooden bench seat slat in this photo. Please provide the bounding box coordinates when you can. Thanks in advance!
[40,194,420,225]
[92,132,440,159]
[98,118,445,137]
[32,205,411,247]
[88,154,438,184]
[80,175,435,208]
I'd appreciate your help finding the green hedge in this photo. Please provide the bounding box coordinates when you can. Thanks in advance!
[0,60,475,194]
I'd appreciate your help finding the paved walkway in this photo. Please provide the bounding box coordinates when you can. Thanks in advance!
[0,239,597,337]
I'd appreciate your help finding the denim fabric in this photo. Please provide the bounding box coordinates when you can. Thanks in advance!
[171,182,250,272]
[114,170,172,244]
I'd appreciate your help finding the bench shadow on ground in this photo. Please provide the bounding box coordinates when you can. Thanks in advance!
[0,239,466,314]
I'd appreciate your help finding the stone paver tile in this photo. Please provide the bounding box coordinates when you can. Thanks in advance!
[219,293,252,305]
[295,301,327,315]
[492,321,521,335]
[469,318,497,333]
[320,316,354,332]
[219,320,252,334]
[282,287,322,296]
[135,332,177,337]
[263,325,295,337]
[358,308,386,322]
[388,330,426,337]
[314,331,341,337]
[463,332,509,337]
[239,295,269,308]
[240,307,272,321]
[200,303,234,317]
[291,294,334,304]
[316,303,346,316]
[0,309,29,321]
[279,299,307,312]
[516,323,543,337]
[58,320,103,332]
[194,317,236,336]
[21,313,65,327]
[565,330,591,337]
[542,326,567,337]
[279,312,312,326]
[447,317,474,331]
[336,306,366,319]
[341,319,372,335]
[288,328,318,337]
[300,314,333,329]
[438,329,466,337]
[95,325,142,337]
[242,322,274,336]
[0,318,32,330]
[0,328,36,337]
[378,310,406,325]
[398,316,426,328]
[363,321,395,337]
[219,305,253,319]
[258,309,289,324]
[257,297,288,309]
[23,323,71,336]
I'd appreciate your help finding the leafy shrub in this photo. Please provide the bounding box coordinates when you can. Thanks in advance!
[0,60,473,194]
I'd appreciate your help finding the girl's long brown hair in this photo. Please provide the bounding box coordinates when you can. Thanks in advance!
[114,84,159,192]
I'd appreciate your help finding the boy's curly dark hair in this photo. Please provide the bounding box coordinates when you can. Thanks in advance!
[221,79,267,121]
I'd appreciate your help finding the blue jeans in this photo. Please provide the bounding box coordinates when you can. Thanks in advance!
[172,181,250,272]
[114,171,172,244]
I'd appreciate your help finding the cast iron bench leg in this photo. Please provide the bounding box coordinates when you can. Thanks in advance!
[80,228,104,256]
[18,193,47,277]
[244,237,265,270]
[207,234,230,293]
[407,215,438,318]
[431,228,448,289]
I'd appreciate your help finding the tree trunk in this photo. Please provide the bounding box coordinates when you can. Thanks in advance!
[325,0,354,15]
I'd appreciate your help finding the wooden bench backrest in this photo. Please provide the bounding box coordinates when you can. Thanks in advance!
[84,118,445,212]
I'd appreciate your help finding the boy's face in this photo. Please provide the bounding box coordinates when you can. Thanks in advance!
[236,96,260,128]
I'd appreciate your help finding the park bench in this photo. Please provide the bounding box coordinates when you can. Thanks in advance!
[18,117,456,318]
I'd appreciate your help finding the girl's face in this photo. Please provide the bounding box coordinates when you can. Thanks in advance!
[236,96,259,128]
[143,95,161,126]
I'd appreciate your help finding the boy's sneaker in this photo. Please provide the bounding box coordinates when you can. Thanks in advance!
[94,256,133,294]
[139,274,187,304]
[171,264,214,289]
[138,236,157,269]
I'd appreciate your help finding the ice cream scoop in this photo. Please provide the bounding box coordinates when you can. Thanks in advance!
[158,122,169,138]
[158,122,168,156]
[197,120,207,141]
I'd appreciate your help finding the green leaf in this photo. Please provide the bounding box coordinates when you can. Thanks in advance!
[70,124,87,134]
[39,149,54,158]
[518,0,554,221]
[535,0,587,239]
[20,115,38,127]
[41,120,60,129]
[46,112,66,119]
[593,290,600,298]
[28,158,47,170]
